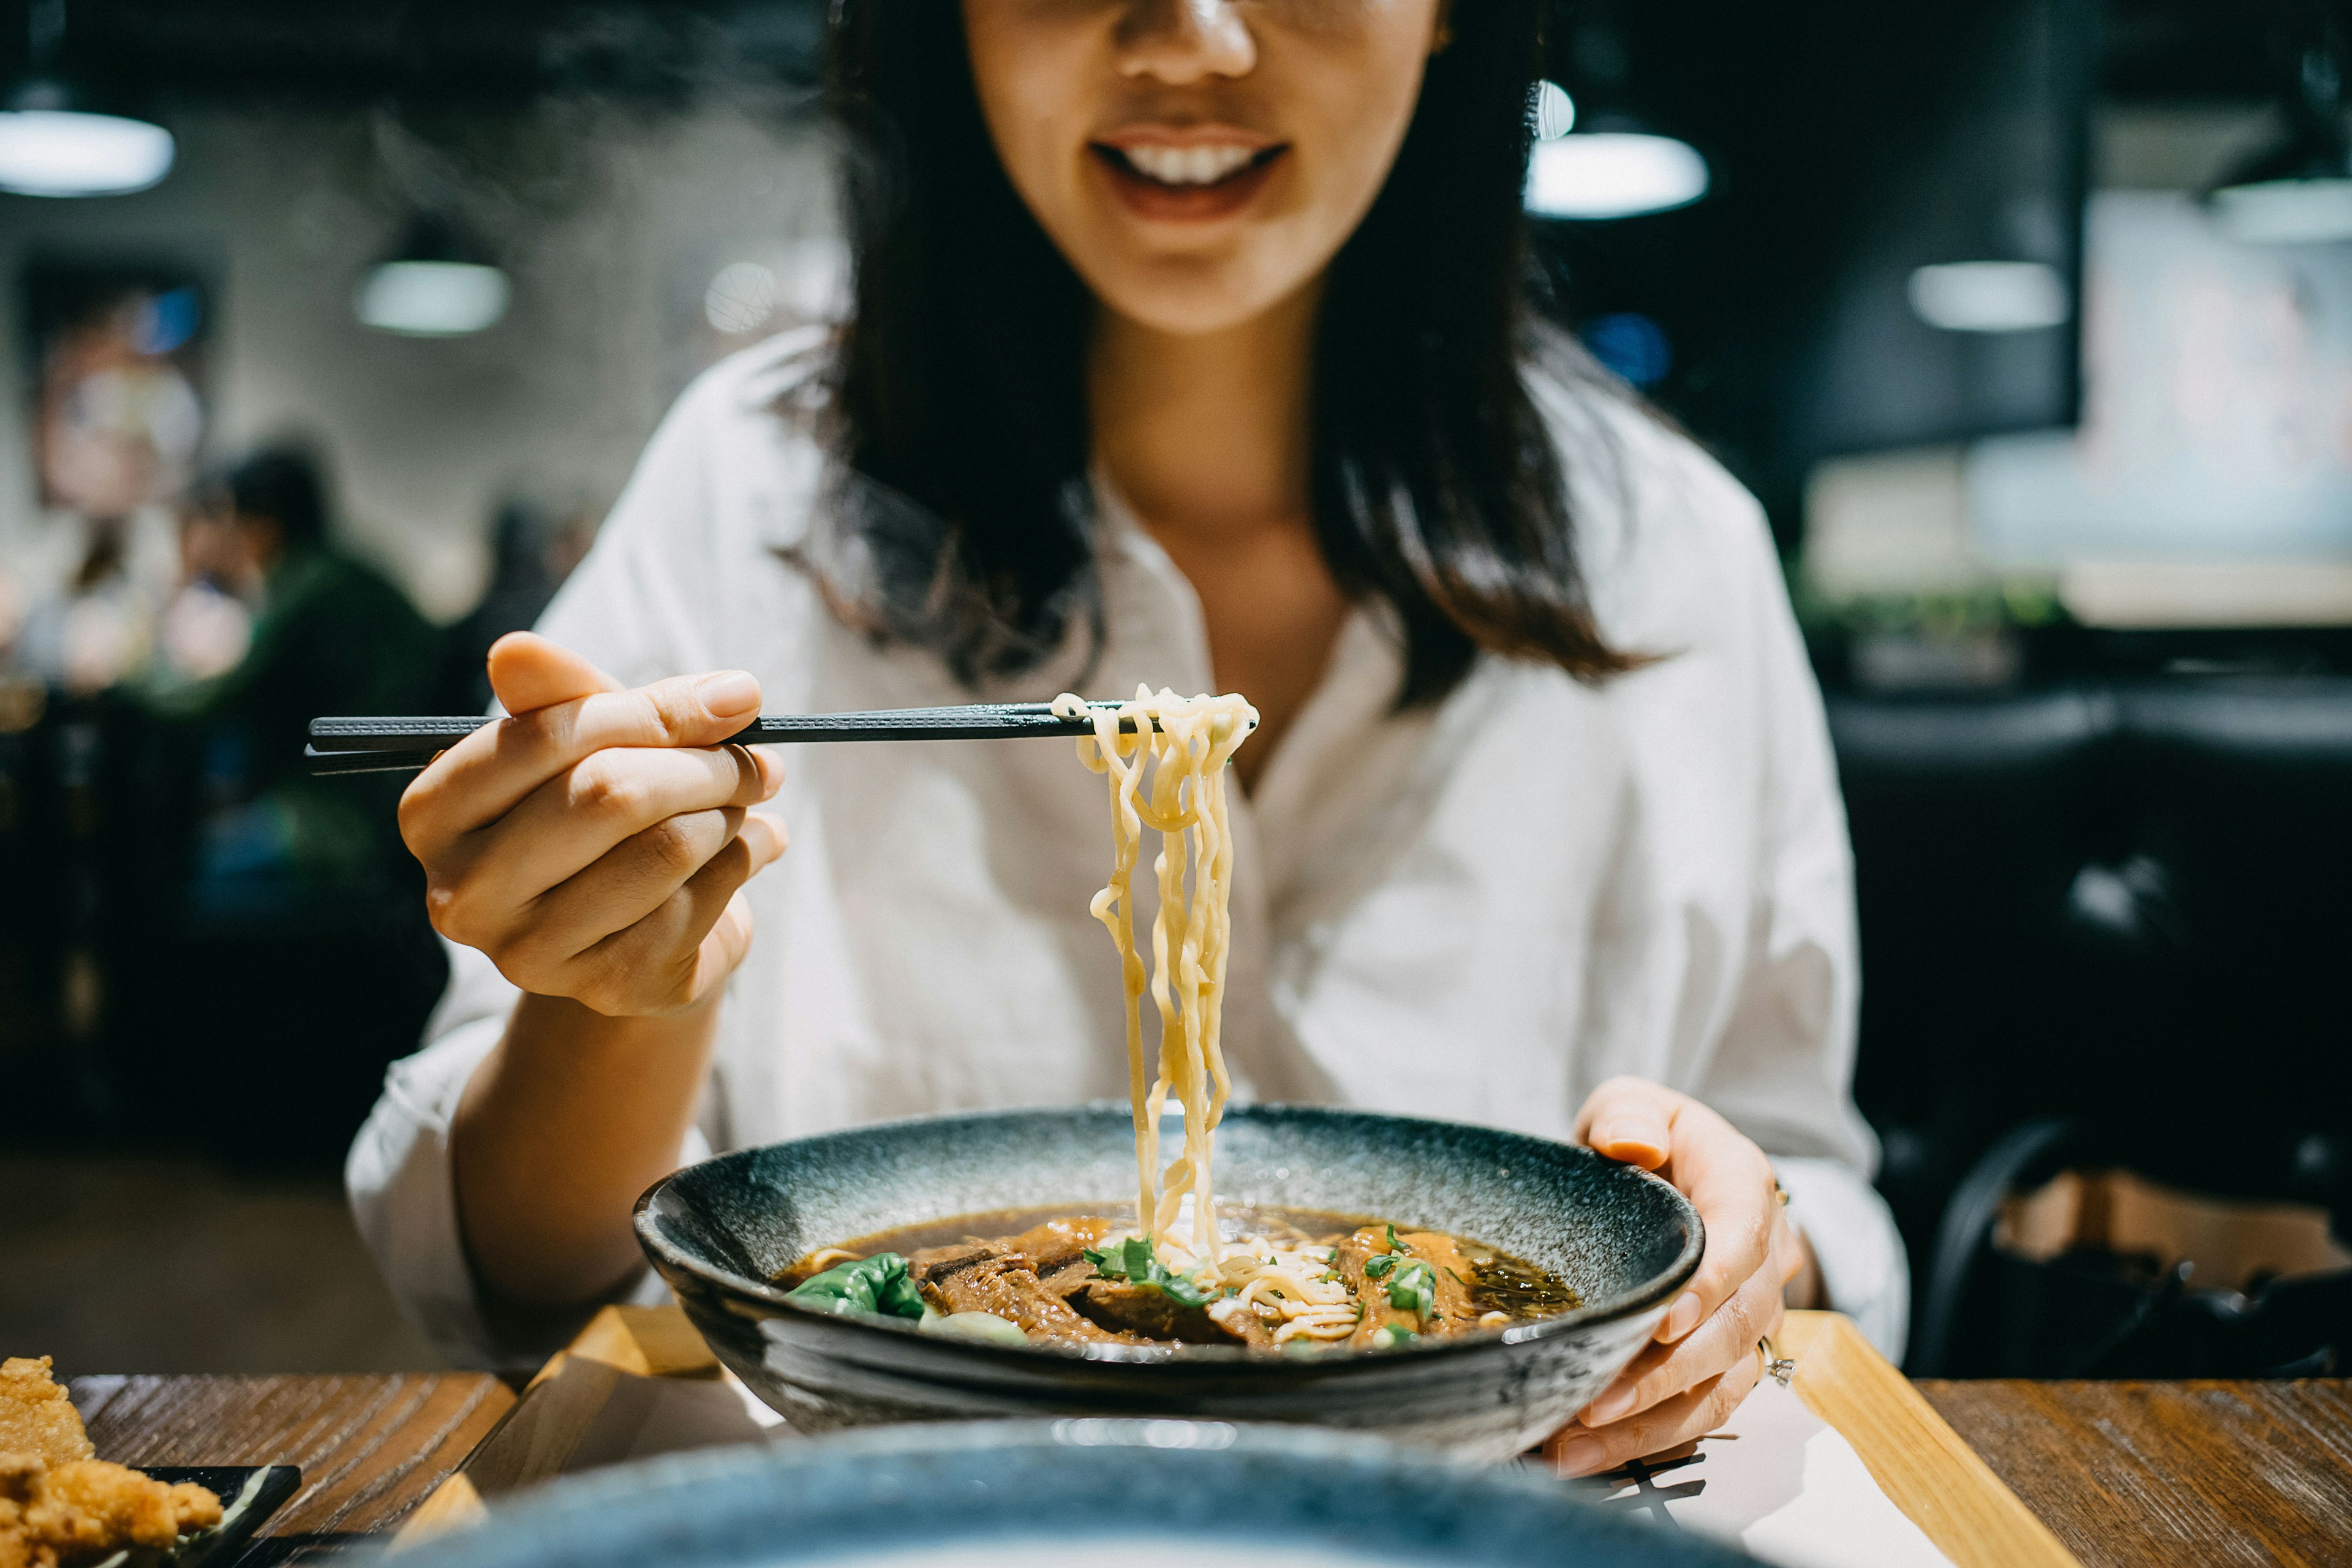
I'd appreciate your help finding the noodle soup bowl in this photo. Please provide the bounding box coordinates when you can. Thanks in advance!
[634,1102,1704,1460]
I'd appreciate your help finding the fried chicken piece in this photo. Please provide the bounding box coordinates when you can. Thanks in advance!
[0,1368,222,1568]
[40,1461,222,1550]
[0,1362,92,1468]
[0,1454,222,1566]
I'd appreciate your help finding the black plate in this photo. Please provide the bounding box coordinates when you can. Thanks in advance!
[635,1102,1703,1458]
[85,1465,301,1568]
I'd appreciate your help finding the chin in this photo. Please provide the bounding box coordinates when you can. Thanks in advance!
[1086,253,1306,338]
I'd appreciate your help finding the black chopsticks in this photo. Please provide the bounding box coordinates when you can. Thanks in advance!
[305,702,1241,776]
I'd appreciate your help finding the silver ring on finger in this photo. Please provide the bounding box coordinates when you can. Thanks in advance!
[1757,1335,1795,1389]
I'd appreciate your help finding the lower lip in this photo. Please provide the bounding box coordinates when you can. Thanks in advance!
[1090,145,1286,222]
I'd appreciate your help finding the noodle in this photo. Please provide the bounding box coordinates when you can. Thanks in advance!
[1052,687,1255,1266]
[1055,687,1363,1341]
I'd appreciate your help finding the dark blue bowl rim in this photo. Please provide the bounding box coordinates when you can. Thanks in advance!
[398,1419,1752,1568]
[633,1102,1705,1368]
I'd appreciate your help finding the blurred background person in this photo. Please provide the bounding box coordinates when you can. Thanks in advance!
[150,443,437,806]
[437,499,600,715]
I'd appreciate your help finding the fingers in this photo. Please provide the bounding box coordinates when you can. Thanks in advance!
[402,667,767,857]
[486,631,624,714]
[521,808,788,972]
[1577,1222,1792,1428]
[1547,1346,1765,1479]
[507,805,744,967]
[1583,1078,1777,1348]
[431,745,778,941]
[1655,1115,1779,1345]
[564,818,783,1015]
[1576,1076,1678,1170]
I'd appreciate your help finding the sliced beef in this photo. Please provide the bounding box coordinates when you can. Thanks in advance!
[1338,1226,1479,1348]
[906,1242,1000,1286]
[1002,1216,1120,1275]
[1066,1280,1272,1347]
[1399,1229,1480,1327]
[1038,1256,1099,1299]
[906,1216,1113,1290]
[920,1255,1134,1342]
[909,1216,1138,1344]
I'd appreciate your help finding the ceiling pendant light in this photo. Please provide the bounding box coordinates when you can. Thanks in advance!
[2207,27,2352,246]
[1907,261,2072,333]
[1521,80,1709,221]
[355,214,511,337]
[0,1,175,198]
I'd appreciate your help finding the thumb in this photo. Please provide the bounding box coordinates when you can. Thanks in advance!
[486,631,623,715]
[1577,1076,1678,1172]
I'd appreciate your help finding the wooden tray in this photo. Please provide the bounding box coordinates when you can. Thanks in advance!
[1774,1313,2075,1568]
[396,1306,2077,1568]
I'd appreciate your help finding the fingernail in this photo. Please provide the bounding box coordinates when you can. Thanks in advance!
[1585,1382,1638,1425]
[698,671,759,715]
[1594,1118,1669,1161]
[1551,1435,1605,1477]
[1660,1291,1703,1341]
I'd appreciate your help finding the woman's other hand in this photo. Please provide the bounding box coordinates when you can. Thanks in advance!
[1546,1077,1815,1477]
[399,631,788,1017]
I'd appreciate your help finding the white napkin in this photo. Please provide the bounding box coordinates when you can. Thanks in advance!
[1574,1378,1953,1568]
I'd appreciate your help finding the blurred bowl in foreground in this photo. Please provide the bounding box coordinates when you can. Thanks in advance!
[397,1420,1755,1568]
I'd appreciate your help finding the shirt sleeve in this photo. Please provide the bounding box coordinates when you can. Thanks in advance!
[1693,506,1910,1362]
[344,358,743,1370]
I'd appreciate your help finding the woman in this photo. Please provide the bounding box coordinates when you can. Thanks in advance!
[350,0,1905,1476]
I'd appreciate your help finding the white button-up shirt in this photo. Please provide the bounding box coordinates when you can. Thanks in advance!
[348,330,1907,1368]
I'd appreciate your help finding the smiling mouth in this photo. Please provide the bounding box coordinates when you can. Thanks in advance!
[1091,141,1287,192]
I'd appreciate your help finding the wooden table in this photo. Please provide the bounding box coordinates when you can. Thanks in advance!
[68,1371,2352,1566]
[69,1373,514,1565]
[1918,1379,2352,1568]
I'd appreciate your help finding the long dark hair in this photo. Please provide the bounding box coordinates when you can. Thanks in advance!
[823,0,1636,706]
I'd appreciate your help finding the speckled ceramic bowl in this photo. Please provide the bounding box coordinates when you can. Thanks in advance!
[399,1420,1754,1568]
[635,1104,1703,1460]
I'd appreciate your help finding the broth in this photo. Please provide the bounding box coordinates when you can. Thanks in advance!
[776,1204,1580,1352]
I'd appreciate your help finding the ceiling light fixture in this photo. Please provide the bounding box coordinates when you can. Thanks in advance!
[1907,261,2071,333]
[2207,25,2352,246]
[0,1,174,198]
[355,214,511,338]
[1525,129,1709,221]
[1531,80,1578,141]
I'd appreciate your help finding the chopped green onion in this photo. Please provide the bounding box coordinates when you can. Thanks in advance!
[1387,1259,1438,1319]
[1086,1235,1216,1306]
[1363,1254,1398,1280]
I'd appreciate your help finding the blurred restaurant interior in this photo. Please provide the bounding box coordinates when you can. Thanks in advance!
[1,0,2348,1412]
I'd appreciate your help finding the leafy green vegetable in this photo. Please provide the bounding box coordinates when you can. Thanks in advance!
[1387,1259,1438,1319]
[783,1253,926,1321]
[921,1311,1029,1346]
[1084,1237,1218,1307]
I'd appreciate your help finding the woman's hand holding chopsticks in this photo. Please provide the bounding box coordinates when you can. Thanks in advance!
[398,631,788,1018]
[399,631,789,1309]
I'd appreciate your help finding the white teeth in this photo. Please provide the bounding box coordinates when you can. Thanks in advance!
[1119,143,1260,186]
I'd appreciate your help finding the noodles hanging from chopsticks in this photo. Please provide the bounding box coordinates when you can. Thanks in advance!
[1052,687,1256,1267]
